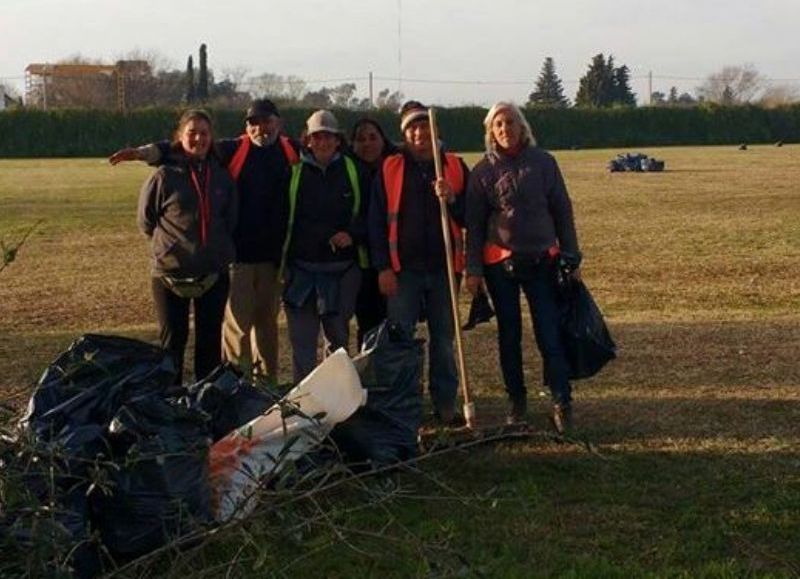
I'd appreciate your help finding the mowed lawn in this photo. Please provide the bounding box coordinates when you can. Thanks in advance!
[1,145,799,577]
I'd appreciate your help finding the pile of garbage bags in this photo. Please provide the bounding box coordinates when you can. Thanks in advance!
[607,152,665,172]
[0,323,422,578]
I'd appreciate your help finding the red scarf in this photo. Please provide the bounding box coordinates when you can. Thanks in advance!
[188,162,212,246]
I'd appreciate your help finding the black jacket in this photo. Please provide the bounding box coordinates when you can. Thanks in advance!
[155,135,298,265]
[286,152,368,264]
[138,155,238,277]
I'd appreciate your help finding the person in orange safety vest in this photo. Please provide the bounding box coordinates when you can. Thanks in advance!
[109,99,299,385]
[367,100,470,426]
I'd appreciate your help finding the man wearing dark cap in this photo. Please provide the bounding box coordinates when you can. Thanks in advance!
[368,100,470,425]
[109,99,299,384]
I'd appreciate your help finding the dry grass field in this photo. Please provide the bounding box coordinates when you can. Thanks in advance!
[1,145,799,577]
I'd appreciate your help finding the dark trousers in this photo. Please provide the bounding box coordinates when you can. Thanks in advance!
[484,261,572,406]
[151,272,229,384]
[285,265,361,384]
[355,267,387,348]
[386,269,458,414]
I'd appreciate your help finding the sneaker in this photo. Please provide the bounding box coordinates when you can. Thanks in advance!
[505,397,528,425]
[552,403,573,435]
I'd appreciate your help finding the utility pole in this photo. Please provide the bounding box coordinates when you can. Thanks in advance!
[369,71,374,108]
[648,70,653,106]
[397,0,402,92]
[42,64,49,111]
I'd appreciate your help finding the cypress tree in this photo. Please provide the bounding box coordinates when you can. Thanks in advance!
[185,55,196,104]
[197,44,208,102]
[528,57,569,107]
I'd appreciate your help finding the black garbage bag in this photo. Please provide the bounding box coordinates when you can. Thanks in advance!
[9,334,207,573]
[182,366,278,442]
[94,394,212,559]
[462,289,495,331]
[559,280,617,380]
[21,334,177,442]
[608,152,665,173]
[0,432,104,579]
[331,322,424,468]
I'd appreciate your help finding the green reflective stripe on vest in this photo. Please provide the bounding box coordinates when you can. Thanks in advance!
[279,163,303,278]
[344,156,360,218]
[280,157,367,275]
[344,156,369,268]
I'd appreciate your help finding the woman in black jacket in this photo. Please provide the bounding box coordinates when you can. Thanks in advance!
[137,109,238,384]
[281,110,368,383]
[465,102,581,432]
[349,117,399,346]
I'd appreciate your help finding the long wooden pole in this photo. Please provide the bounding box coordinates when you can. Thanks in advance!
[428,107,475,428]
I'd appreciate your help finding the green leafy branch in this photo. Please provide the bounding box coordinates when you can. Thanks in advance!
[0,220,43,274]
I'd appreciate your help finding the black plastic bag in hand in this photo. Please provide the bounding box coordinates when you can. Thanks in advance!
[462,289,495,331]
[559,280,616,379]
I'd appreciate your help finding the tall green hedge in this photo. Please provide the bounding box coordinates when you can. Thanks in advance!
[1,104,798,157]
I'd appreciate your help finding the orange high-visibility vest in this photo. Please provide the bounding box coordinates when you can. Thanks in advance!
[227,134,299,181]
[382,152,465,273]
[483,242,560,265]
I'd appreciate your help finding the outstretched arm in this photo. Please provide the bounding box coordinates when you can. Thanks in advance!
[108,143,163,166]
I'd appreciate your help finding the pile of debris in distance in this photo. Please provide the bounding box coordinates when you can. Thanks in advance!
[607,152,665,172]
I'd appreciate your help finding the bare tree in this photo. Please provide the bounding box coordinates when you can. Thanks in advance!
[697,64,766,104]
[248,72,284,98]
[284,75,307,101]
[220,66,250,89]
[300,88,333,108]
[1,83,22,109]
[115,48,174,73]
[330,83,358,107]
[247,73,306,103]
[758,84,800,108]
[375,88,404,111]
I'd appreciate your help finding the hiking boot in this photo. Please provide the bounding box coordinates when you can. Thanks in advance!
[433,406,466,428]
[505,397,528,425]
[552,403,573,435]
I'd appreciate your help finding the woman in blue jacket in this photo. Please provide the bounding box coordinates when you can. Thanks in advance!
[465,102,581,432]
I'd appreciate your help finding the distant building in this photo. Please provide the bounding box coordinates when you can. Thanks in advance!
[24,61,150,110]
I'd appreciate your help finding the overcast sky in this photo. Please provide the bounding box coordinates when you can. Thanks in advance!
[2,0,798,106]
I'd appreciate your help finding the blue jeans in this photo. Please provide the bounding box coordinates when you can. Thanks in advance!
[387,269,458,414]
[484,261,572,406]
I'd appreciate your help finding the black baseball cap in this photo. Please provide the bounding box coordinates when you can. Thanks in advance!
[245,99,279,122]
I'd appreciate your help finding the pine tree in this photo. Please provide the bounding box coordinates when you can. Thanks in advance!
[611,65,636,106]
[576,53,637,107]
[185,55,195,104]
[575,53,612,107]
[528,57,569,107]
[668,86,679,104]
[197,44,208,102]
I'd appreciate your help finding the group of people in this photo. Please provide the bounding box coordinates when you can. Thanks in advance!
[109,97,582,433]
